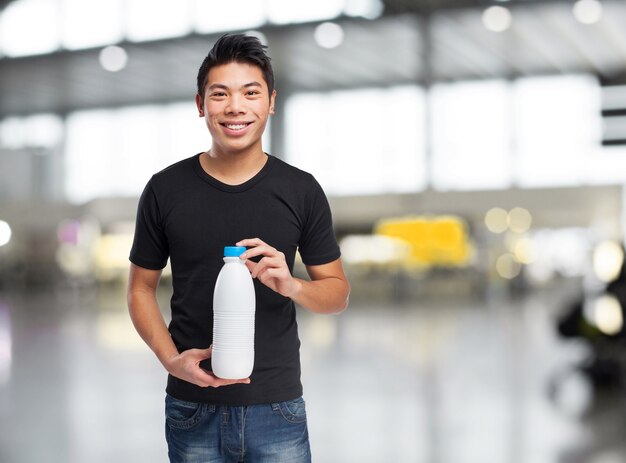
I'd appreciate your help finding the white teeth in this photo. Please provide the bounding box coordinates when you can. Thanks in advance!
[225,124,247,130]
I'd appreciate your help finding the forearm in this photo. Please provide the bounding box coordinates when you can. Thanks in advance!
[128,289,179,368]
[290,277,350,314]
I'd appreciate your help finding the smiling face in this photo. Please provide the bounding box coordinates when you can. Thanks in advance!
[196,61,276,157]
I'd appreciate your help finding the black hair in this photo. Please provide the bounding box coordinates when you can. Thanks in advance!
[196,33,274,99]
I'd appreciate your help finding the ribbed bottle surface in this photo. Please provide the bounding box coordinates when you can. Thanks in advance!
[211,247,256,379]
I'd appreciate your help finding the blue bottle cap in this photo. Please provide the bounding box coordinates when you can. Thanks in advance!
[224,246,247,257]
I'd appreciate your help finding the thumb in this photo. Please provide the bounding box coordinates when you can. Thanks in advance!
[205,345,213,358]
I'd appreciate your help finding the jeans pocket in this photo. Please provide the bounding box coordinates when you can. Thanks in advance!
[273,397,307,424]
[165,395,208,430]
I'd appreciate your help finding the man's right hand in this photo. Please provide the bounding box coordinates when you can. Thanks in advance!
[164,345,251,388]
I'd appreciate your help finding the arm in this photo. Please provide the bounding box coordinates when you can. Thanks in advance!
[236,238,350,314]
[127,263,250,387]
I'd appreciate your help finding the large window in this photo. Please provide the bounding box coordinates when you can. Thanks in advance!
[513,75,600,188]
[0,0,379,56]
[0,0,61,56]
[285,86,426,196]
[64,102,271,204]
[61,0,124,50]
[65,103,208,204]
[431,80,512,191]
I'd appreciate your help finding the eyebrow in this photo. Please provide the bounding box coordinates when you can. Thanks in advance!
[208,81,263,91]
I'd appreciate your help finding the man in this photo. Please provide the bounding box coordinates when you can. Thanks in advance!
[127,33,350,463]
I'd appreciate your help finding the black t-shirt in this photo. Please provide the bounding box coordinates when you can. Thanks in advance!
[129,153,341,405]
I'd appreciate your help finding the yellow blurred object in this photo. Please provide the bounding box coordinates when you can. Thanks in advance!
[375,216,472,267]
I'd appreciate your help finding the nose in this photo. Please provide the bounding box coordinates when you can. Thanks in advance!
[225,94,246,115]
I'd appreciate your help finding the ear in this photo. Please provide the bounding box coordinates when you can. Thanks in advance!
[195,93,204,117]
[269,90,277,115]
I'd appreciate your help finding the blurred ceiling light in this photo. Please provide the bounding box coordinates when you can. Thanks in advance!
[573,0,603,25]
[508,207,532,233]
[485,207,509,233]
[513,237,536,264]
[593,294,623,335]
[0,221,12,247]
[482,5,512,32]
[0,0,60,57]
[593,240,624,282]
[99,45,128,72]
[344,0,384,19]
[314,22,344,49]
[496,253,521,279]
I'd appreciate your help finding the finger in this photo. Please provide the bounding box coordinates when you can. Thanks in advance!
[215,378,251,387]
[241,245,276,260]
[250,256,283,278]
[187,347,212,360]
[195,369,219,387]
[255,266,283,281]
[253,260,285,280]
[244,259,256,274]
[236,238,266,247]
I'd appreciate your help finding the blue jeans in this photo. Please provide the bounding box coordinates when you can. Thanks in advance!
[165,394,312,463]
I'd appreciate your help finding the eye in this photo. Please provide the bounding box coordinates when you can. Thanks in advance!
[211,92,226,98]
[246,90,261,96]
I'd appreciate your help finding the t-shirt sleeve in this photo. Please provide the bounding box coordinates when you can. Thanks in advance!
[298,176,341,266]
[129,179,169,270]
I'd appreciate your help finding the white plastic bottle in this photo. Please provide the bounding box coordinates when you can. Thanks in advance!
[211,246,256,379]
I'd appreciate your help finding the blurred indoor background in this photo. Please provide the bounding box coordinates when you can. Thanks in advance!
[2,0,626,462]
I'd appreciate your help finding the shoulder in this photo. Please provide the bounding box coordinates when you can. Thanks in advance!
[149,153,200,189]
[268,155,316,189]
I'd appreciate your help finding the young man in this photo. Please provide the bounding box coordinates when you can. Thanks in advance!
[127,34,350,463]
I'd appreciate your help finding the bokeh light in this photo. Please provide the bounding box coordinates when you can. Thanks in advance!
[593,294,623,335]
[508,207,532,233]
[482,6,512,32]
[593,240,624,283]
[496,253,521,279]
[573,0,603,25]
[485,207,509,234]
[512,237,537,264]
[314,22,344,49]
[99,45,128,72]
[0,221,12,247]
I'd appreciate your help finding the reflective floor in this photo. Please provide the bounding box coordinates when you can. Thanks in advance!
[1,280,625,463]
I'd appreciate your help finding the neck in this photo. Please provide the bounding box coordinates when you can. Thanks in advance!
[200,146,268,185]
